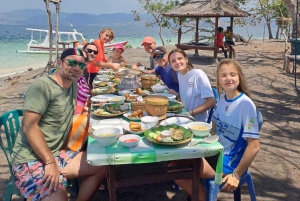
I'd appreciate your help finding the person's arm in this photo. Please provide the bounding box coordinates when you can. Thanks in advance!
[222,138,260,190]
[23,110,60,192]
[94,61,120,72]
[188,97,215,117]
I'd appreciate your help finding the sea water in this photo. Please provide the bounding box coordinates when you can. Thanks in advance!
[0,24,267,73]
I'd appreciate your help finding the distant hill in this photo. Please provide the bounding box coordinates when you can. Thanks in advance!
[0,9,151,26]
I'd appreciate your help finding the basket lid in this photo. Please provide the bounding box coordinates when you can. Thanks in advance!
[141,75,158,81]
[144,95,168,105]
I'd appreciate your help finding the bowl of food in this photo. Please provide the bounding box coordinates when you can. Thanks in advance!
[119,134,140,147]
[151,84,167,93]
[96,74,109,81]
[187,122,212,137]
[124,121,152,134]
[160,130,173,138]
[118,90,131,96]
[93,127,120,146]
[141,116,159,128]
[108,96,125,104]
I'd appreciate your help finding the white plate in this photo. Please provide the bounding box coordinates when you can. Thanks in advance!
[123,111,148,121]
[91,94,118,102]
[152,93,176,100]
[91,119,129,134]
[165,117,193,125]
[123,122,152,135]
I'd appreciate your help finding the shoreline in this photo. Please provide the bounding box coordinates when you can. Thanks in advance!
[0,39,282,78]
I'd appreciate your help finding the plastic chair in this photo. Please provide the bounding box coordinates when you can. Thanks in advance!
[204,109,263,201]
[0,109,26,201]
[207,87,218,124]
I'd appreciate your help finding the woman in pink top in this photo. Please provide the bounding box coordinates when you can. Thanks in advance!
[74,42,98,114]
[217,27,228,58]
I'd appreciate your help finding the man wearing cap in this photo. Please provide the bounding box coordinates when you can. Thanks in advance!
[144,46,179,93]
[11,48,106,201]
[135,36,157,70]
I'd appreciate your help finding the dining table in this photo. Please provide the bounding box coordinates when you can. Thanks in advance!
[87,106,223,201]
[87,72,224,201]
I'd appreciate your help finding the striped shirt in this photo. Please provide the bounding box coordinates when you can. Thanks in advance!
[75,76,89,114]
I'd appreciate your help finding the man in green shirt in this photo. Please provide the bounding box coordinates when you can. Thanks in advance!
[11,48,106,201]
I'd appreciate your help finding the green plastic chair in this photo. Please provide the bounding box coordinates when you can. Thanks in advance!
[0,109,26,201]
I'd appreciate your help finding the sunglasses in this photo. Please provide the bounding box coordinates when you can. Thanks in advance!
[63,59,87,69]
[153,53,165,61]
[87,48,98,55]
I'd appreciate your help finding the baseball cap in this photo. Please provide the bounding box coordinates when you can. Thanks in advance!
[141,36,155,46]
[60,48,84,60]
[114,43,125,51]
[154,46,167,54]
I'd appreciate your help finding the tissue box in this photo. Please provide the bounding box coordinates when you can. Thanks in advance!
[131,102,145,111]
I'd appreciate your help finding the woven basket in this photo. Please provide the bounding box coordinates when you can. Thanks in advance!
[141,75,158,92]
[144,95,168,120]
[131,102,146,111]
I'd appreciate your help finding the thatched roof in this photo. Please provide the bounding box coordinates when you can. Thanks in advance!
[163,0,249,18]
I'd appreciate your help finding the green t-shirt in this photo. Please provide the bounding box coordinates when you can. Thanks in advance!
[12,75,77,165]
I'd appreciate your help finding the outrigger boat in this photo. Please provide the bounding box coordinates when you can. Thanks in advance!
[16,28,128,54]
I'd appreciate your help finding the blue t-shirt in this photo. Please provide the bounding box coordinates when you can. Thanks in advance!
[213,93,259,175]
[155,65,179,93]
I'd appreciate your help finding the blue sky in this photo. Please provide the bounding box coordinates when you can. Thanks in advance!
[0,0,145,14]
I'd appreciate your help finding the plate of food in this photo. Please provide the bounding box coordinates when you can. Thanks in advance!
[167,101,183,113]
[123,109,146,121]
[91,104,129,117]
[131,88,149,97]
[144,124,193,145]
[93,81,108,87]
[124,94,139,102]
[123,121,152,135]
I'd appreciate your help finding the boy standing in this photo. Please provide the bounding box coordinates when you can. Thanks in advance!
[87,28,120,85]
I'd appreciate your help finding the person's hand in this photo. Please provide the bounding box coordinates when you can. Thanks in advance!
[120,62,128,67]
[221,173,240,191]
[41,162,60,194]
[167,89,179,97]
[136,62,142,66]
[131,64,139,70]
[111,63,120,72]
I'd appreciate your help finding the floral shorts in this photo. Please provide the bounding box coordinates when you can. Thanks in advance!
[12,150,78,200]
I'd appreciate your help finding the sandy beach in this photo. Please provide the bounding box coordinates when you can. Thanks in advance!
[1,40,300,201]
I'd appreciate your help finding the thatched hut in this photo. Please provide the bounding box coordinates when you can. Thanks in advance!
[163,0,249,59]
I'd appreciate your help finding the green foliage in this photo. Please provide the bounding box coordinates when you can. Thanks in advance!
[132,0,181,45]
[125,44,132,49]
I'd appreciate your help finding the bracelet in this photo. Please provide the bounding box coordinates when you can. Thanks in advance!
[233,170,241,180]
[45,161,55,165]
[191,110,195,117]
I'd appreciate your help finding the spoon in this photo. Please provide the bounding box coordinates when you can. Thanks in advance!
[188,135,219,147]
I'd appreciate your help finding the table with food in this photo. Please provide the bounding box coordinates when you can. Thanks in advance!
[86,69,224,201]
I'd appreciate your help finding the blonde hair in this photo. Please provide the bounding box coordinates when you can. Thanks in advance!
[216,59,251,98]
[99,28,115,40]
[168,48,194,72]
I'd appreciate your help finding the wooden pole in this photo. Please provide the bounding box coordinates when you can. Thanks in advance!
[214,17,219,60]
[230,17,234,32]
[194,17,199,56]
[178,17,182,45]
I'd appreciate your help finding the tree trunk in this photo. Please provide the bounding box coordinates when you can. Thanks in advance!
[55,2,60,65]
[267,21,274,39]
[44,0,54,72]
[282,0,297,37]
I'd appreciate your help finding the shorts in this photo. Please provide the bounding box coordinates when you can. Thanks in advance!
[12,150,78,200]
[225,41,235,46]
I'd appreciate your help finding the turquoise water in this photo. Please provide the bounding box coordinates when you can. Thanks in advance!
[0,24,267,71]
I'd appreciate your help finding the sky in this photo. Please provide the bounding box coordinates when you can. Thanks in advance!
[0,0,144,14]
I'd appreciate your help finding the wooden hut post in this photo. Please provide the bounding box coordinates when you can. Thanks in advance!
[178,17,182,45]
[230,16,234,32]
[214,16,219,60]
[194,17,200,56]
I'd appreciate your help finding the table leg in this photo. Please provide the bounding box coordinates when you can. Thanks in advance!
[191,159,200,201]
[108,165,117,201]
